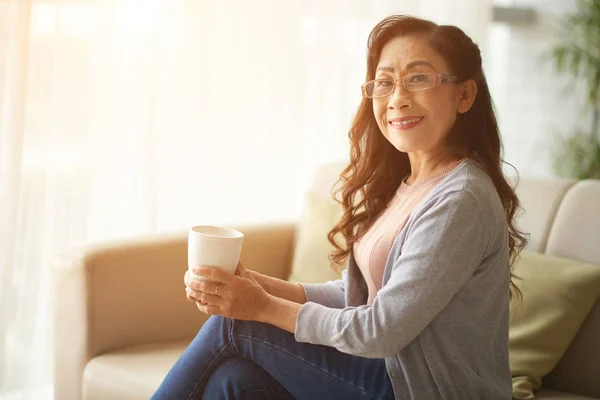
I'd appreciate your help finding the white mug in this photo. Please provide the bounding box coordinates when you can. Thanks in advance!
[187,225,244,281]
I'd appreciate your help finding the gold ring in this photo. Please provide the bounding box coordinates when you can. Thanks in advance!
[214,285,219,296]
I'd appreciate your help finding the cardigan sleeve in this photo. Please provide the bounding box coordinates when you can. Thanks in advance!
[299,268,347,309]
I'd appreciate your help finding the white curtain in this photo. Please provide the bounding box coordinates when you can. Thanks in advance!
[0,0,490,398]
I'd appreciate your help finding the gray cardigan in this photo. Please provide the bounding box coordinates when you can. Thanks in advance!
[296,160,512,400]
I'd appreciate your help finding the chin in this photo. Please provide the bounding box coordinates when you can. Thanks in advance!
[384,128,438,154]
[385,134,419,153]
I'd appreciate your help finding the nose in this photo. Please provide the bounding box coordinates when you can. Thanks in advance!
[387,83,411,110]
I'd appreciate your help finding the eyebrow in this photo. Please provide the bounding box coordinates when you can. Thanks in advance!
[376,61,435,73]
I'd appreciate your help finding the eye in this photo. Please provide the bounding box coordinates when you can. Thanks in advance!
[375,79,394,88]
[408,73,429,83]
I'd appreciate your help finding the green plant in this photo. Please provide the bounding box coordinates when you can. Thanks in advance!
[552,131,600,179]
[551,0,600,179]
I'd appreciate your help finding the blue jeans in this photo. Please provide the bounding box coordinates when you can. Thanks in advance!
[151,316,395,399]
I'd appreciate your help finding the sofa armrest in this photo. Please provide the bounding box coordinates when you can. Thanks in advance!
[53,222,296,400]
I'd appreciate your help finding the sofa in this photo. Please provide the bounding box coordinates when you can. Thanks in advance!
[54,161,600,400]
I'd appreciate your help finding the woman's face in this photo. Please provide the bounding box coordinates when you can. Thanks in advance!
[372,34,473,155]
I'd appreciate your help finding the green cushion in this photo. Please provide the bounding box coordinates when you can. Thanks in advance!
[509,251,600,399]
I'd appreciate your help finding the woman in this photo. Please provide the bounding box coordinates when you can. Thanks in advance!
[152,15,527,400]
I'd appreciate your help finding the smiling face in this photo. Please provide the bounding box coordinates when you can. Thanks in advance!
[373,34,471,155]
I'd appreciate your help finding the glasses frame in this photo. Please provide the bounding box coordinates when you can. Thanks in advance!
[361,72,459,98]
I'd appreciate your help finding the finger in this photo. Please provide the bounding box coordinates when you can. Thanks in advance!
[187,287,224,306]
[199,291,224,307]
[195,301,221,316]
[187,293,203,303]
[192,266,233,284]
[186,287,199,302]
[186,289,205,304]
[187,287,208,302]
[187,279,222,297]
[235,262,245,275]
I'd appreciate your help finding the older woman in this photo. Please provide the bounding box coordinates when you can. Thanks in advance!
[152,14,526,400]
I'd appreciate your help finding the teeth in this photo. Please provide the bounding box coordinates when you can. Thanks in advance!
[391,117,422,126]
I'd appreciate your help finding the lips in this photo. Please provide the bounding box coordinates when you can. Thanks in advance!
[388,116,424,130]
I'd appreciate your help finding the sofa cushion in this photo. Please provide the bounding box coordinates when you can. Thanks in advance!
[288,191,343,284]
[543,299,600,398]
[82,340,188,400]
[509,251,600,399]
[535,388,599,400]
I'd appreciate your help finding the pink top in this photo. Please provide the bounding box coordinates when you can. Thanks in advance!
[353,160,465,305]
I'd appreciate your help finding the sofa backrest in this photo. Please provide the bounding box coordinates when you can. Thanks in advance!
[309,161,600,397]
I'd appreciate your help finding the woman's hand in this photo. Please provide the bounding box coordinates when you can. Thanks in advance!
[184,262,271,321]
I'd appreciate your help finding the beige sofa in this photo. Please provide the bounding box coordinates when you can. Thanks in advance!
[54,162,600,400]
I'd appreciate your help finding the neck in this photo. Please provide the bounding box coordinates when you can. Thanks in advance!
[405,152,463,186]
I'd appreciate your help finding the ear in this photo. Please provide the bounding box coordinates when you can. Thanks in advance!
[456,80,477,114]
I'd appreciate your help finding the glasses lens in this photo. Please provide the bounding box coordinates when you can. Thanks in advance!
[365,80,394,97]
[404,73,435,91]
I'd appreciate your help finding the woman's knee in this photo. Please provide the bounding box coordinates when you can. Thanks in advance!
[204,314,228,328]
[196,317,293,360]
[229,319,290,340]
[196,315,230,337]
[201,317,279,342]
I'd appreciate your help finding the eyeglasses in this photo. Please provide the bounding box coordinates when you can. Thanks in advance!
[361,72,459,98]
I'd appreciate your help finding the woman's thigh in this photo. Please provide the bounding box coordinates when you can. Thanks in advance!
[221,317,395,400]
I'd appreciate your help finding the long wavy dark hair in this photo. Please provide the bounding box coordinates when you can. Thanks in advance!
[327,15,528,301]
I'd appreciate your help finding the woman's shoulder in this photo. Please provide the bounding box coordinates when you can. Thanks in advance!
[433,159,500,202]
[417,159,506,224]
[403,159,508,252]
[428,160,506,228]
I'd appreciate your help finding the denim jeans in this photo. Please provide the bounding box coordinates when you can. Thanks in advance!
[151,316,395,400]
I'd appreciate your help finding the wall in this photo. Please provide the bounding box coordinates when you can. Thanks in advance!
[485,0,589,178]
